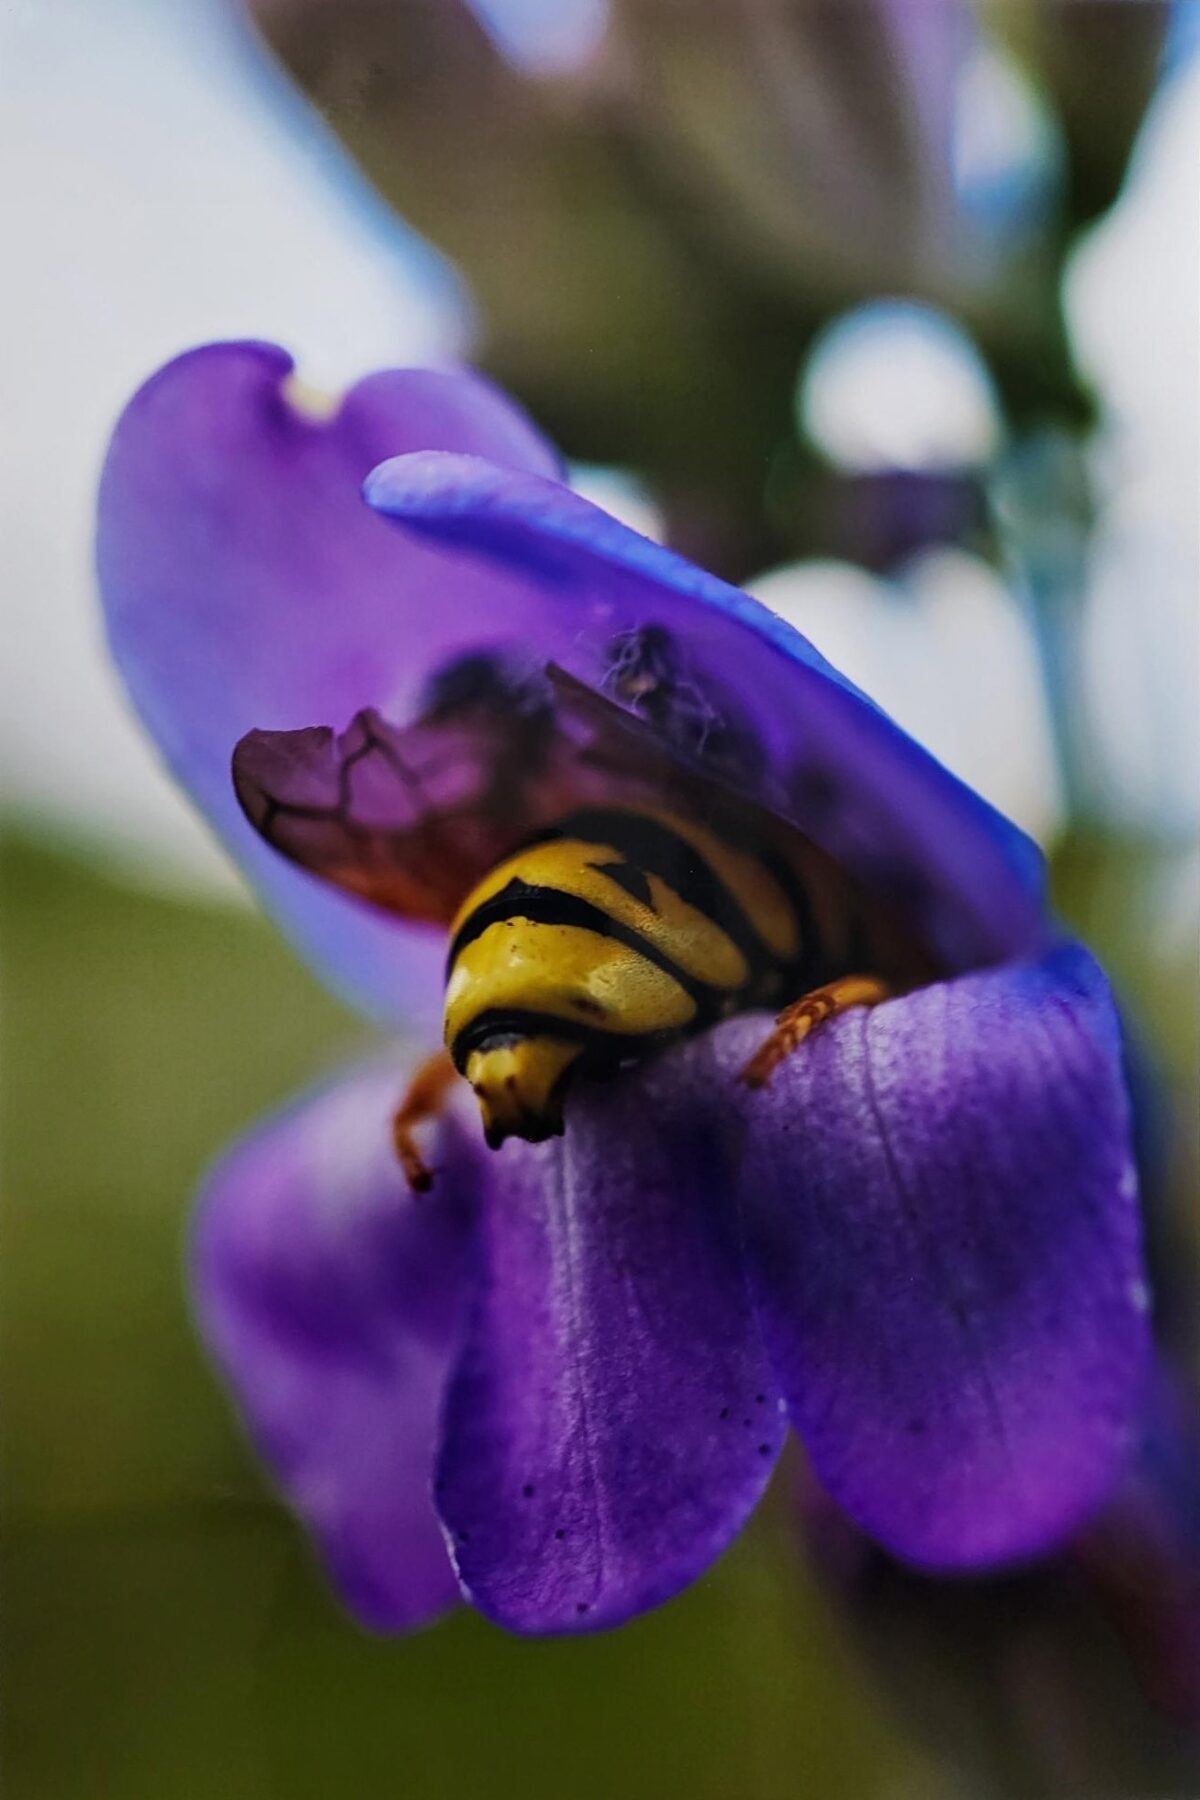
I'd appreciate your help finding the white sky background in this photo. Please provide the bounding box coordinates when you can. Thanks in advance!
[0,0,465,891]
[1066,53,1200,838]
[1,0,1196,896]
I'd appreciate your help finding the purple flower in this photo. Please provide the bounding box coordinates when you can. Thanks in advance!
[97,341,1150,1636]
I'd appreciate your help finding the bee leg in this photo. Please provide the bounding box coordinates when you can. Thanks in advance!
[392,1050,459,1193]
[740,975,892,1090]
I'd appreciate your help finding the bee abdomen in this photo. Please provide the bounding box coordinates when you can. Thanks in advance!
[529,808,780,972]
[447,877,724,1001]
[442,804,826,1105]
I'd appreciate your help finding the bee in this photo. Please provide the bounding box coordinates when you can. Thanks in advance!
[234,635,921,1173]
[442,800,899,1148]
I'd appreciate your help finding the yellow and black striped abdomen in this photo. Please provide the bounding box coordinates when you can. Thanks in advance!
[443,805,811,1147]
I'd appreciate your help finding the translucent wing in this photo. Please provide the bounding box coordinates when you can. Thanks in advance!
[233,641,778,928]
[236,696,566,924]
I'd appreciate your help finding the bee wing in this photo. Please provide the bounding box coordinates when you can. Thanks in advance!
[233,648,774,929]
[547,663,776,839]
[233,703,585,925]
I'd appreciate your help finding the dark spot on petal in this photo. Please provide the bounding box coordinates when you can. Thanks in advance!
[758,1444,771,1456]
[743,1418,752,1428]
[522,1483,536,1498]
[576,1602,590,1615]
[554,1529,565,1541]
[755,1394,766,1405]
[907,1418,926,1435]
[719,1407,729,1421]
[457,1531,471,1545]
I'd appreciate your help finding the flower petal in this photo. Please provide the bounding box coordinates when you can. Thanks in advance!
[366,452,1048,972]
[716,943,1150,1569]
[192,1060,477,1631]
[97,343,561,1030]
[434,1048,784,1634]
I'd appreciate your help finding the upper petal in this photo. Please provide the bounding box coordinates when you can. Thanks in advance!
[366,453,1048,973]
[433,1045,784,1634]
[97,342,561,1030]
[192,1059,476,1631]
[718,943,1150,1569]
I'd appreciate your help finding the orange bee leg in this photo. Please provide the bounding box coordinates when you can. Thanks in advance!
[392,1049,460,1193]
[740,975,892,1091]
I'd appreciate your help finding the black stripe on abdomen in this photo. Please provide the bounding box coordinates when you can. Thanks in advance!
[448,1006,680,1073]
[526,808,774,973]
[446,878,722,1015]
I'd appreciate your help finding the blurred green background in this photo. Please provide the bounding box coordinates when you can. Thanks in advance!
[2,823,1194,1799]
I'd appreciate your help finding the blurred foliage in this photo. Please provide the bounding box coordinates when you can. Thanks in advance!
[245,0,1167,578]
[801,1484,1200,1800]
[253,0,813,576]
[1,830,943,1800]
[984,0,1172,224]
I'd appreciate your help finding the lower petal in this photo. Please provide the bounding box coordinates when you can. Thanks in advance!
[434,1049,783,1634]
[721,943,1150,1569]
[192,1060,475,1631]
